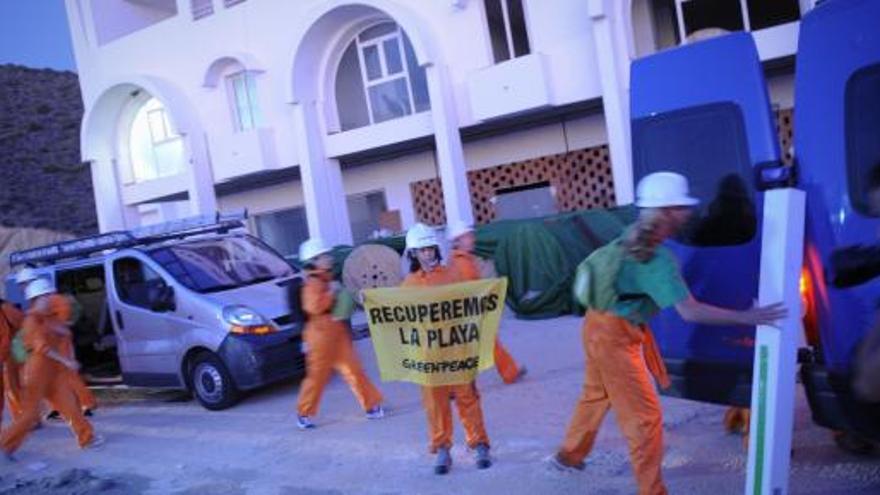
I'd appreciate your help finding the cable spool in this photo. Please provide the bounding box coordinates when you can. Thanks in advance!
[342,244,403,304]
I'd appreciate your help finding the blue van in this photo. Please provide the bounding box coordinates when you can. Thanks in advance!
[630,0,880,442]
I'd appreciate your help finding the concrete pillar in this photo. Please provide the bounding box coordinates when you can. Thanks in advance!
[182,131,218,216]
[89,155,139,232]
[292,100,353,245]
[424,62,474,226]
[589,0,635,206]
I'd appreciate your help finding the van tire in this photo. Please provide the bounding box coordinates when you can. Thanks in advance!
[190,352,239,410]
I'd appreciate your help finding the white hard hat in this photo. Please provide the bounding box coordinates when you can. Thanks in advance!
[446,219,474,241]
[15,267,39,284]
[635,172,700,208]
[25,277,55,300]
[406,223,440,251]
[299,238,332,263]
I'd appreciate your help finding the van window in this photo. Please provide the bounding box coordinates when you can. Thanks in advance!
[113,258,166,310]
[148,235,294,293]
[846,63,880,217]
[632,101,757,246]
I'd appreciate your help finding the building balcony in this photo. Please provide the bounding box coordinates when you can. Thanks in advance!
[466,53,553,122]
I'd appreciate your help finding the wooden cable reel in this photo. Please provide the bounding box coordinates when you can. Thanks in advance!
[342,244,403,304]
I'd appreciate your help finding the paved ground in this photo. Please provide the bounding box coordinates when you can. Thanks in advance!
[1,312,878,494]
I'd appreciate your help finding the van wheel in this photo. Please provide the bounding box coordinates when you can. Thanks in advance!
[190,352,239,410]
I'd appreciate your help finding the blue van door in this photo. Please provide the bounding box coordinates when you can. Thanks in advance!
[796,0,880,440]
[630,33,780,406]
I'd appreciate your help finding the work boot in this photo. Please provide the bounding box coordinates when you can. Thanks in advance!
[45,410,61,421]
[548,453,585,472]
[365,405,385,420]
[296,415,315,430]
[434,447,452,475]
[83,435,106,450]
[83,408,94,417]
[474,443,492,469]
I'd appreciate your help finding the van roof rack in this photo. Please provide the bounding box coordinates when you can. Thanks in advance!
[9,209,248,267]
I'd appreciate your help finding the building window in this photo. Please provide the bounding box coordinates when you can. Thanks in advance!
[128,97,185,183]
[254,207,310,259]
[226,71,263,132]
[494,182,557,220]
[347,191,388,244]
[846,64,880,217]
[746,0,801,31]
[484,0,531,63]
[191,0,213,20]
[335,22,430,131]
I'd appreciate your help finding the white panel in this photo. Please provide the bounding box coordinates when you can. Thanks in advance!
[753,21,799,61]
[209,127,279,181]
[466,53,552,122]
[324,111,434,158]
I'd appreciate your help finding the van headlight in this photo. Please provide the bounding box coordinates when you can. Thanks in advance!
[223,305,276,335]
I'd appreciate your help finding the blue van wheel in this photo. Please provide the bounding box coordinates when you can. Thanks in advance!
[191,352,239,410]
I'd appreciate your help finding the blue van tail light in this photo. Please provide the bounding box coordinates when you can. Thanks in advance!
[800,266,820,347]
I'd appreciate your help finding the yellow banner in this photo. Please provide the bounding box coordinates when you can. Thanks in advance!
[363,278,508,386]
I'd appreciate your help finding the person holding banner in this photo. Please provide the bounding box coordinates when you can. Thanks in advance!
[402,223,492,475]
[295,238,385,430]
[447,220,525,384]
[553,172,787,495]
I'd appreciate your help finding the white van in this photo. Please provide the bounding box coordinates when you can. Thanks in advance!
[4,212,305,410]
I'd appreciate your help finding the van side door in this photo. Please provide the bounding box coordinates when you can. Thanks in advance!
[106,253,184,387]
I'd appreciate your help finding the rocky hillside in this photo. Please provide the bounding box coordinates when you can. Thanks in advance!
[0,64,97,236]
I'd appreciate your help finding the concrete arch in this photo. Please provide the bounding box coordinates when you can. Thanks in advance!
[81,75,217,232]
[202,52,267,88]
[285,0,438,104]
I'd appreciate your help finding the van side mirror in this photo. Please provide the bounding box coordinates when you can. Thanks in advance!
[755,159,798,191]
[151,284,176,313]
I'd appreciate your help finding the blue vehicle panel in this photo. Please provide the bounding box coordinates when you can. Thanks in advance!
[630,33,779,405]
[796,0,880,373]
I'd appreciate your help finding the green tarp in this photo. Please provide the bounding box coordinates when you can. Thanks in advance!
[300,206,637,320]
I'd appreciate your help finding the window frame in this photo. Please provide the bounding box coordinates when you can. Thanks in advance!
[353,22,417,125]
[225,70,262,132]
[483,0,532,64]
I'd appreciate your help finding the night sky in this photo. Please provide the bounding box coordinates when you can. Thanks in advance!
[0,1,76,72]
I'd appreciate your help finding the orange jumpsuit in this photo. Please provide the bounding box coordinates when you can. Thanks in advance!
[0,312,94,453]
[296,269,383,417]
[449,249,522,384]
[403,265,490,453]
[0,301,25,428]
[558,311,669,495]
[38,294,97,412]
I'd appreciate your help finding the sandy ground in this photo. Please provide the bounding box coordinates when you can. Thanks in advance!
[1,312,879,494]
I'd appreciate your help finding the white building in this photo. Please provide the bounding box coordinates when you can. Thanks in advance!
[65,0,812,258]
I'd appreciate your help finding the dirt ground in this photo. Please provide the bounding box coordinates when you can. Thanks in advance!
[1,313,878,494]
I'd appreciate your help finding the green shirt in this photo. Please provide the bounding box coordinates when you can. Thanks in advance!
[611,245,690,325]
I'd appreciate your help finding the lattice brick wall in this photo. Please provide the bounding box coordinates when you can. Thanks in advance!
[776,108,794,166]
[411,110,795,226]
[411,145,615,225]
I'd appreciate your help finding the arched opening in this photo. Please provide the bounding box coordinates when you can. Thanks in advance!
[121,93,186,183]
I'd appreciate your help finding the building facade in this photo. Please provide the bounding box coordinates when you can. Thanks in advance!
[65,0,812,258]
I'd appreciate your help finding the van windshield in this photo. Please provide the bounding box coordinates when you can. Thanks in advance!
[147,235,294,293]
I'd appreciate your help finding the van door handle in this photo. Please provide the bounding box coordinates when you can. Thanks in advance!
[115,311,124,330]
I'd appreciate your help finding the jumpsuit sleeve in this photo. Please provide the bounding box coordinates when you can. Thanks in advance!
[302,278,335,317]
[22,316,52,356]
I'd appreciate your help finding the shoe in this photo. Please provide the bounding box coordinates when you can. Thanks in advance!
[84,435,105,450]
[365,405,385,420]
[83,408,94,417]
[548,453,585,472]
[434,447,452,475]
[296,415,315,430]
[515,366,528,382]
[45,410,61,421]
[474,443,492,469]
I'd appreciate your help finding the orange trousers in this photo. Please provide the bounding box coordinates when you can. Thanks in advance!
[494,338,521,384]
[421,382,490,453]
[297,325,382,416]
[1,355,93,453]
[558,311,668,495]
[59,337,97,411]
[1,360,24,428]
